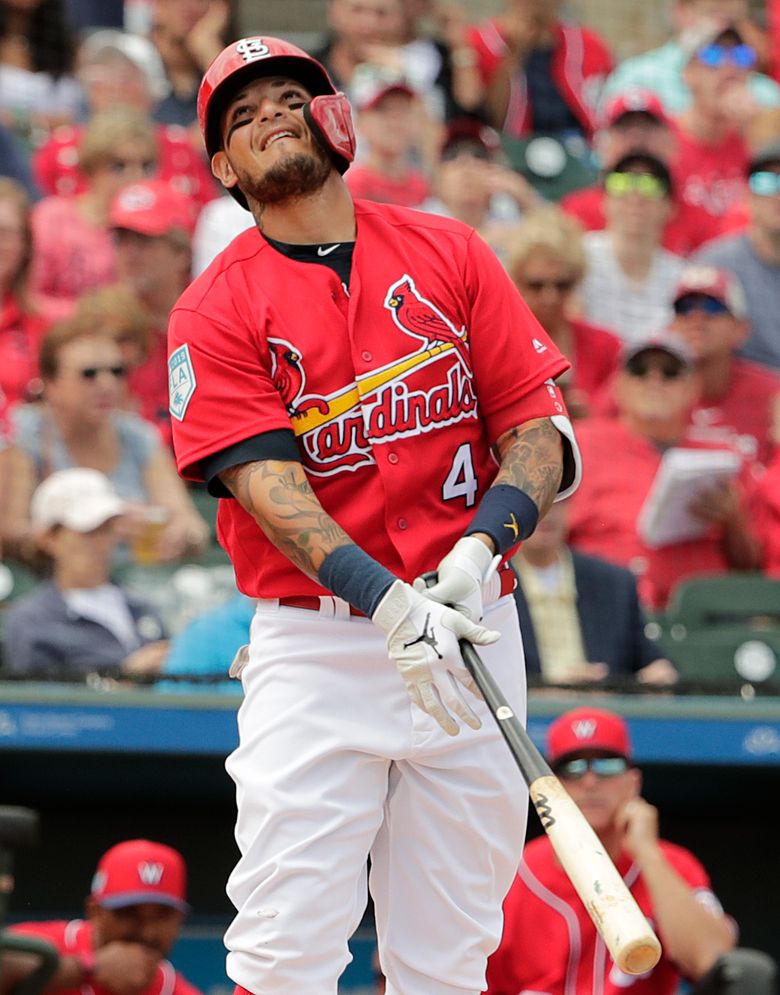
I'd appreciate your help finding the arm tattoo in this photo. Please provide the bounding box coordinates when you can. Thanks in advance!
[220,460,352,580]
[493,417,564,517]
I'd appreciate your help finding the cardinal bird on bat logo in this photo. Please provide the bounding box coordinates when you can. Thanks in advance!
[268,338,329,420]
[384,275,470,368]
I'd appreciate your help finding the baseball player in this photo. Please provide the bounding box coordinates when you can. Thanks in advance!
[167,36,581,995]
[485,707,741,995]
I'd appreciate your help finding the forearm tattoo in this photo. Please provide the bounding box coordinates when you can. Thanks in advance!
[493,418,564,518]
[220,460,352,579]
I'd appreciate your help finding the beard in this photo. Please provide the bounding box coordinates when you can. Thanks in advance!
[235,146,333,206]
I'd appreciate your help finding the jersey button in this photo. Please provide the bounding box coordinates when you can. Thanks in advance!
[397,518,408,530]
[361,351,373,362]
[388,452,399,465]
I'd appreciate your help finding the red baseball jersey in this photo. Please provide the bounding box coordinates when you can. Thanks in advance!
[168,200,574,598]
[486,835,727,995]
[7,920,202,995]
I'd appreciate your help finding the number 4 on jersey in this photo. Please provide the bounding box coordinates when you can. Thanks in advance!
[442,443,478,507]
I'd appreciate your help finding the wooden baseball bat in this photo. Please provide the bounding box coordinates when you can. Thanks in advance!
[459,640,662,976]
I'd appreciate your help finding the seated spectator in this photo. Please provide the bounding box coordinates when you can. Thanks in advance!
[156,591,253,694]
[467,0,613,143]
[32,29,218,209]
[561,90,721,255]
[715,107,780,235]
[0,0,81,146]
[513,500,677,686]
[567,334,762,610]
[110,179,196,444]
[2,839,203,995]
[346,65,429,208]
[146,0,235,128]
[601,0,780,115]
[673,22,755,221]
[579,152,684,342]
[505,205,621,419]
[2,469,169,681]
[671,265,780,464]
[191,191,253,276]
[0,178,51,406]
[312,0,407,93]
[694,140,780,370]
[29,108,159,308]
[422,117,541,262]
[1,313,209,565]
[486,707,741,995]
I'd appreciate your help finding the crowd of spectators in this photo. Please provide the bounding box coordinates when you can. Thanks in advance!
[0,0,779,691]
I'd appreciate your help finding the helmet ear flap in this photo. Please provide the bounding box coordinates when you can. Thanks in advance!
[304,93,356,174]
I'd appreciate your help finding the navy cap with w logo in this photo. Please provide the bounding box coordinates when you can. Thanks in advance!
[91,839,190,912]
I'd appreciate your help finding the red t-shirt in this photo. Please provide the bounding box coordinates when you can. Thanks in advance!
[127,327,173,447]
[560,185,721,256]
[566,317,622,399]
[0,294,49,405]
[169,199,574,598]
[33,124,218,210]
[754,453,780,577]
[671,123,749,220]
[566,418,757,610]
[7,920,202,995]
[345,165,429,208]
[486,835,724,995]
[590,359,780,467]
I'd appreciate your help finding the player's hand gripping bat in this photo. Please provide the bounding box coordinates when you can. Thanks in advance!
[421,573,662,976]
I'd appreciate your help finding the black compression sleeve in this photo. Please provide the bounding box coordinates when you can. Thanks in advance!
[202,429,301,497]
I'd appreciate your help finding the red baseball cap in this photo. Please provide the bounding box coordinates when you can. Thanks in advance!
[603,89,669,129]
[350,64,415,112]
[90,840,189,912]
[547,707,633,766]
[110,180,195,237]
[673,265,747,319]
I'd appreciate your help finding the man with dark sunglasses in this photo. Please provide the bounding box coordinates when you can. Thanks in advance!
[485,706,775,995]
[670,264,780,465]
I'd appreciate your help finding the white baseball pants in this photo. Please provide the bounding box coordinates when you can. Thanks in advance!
[224,592,528,995]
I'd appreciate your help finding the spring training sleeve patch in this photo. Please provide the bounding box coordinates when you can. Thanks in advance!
[168,344,197,421]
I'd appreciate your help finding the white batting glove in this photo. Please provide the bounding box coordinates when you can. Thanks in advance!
[372,579,500,735]
[413,536,501,621]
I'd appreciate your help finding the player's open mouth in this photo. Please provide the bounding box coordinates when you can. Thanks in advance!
[262,130,298,150]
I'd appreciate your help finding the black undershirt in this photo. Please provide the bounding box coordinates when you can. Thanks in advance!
[201,234,356,496]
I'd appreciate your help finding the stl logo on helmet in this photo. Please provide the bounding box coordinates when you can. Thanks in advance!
[235,39,271,64]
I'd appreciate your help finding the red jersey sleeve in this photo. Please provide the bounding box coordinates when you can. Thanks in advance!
[168,273,292,482]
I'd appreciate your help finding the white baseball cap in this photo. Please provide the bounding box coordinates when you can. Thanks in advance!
[31,469,127,532]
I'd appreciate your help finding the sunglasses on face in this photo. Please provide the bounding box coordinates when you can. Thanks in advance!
[696,43,757,69]
[625,356,685,380]
[107,158,156,175]
[604,171,668,199]
[78,365,127,380]
[523,278,576,293]
[553,756,630,780]
[673,295,730,316]
[748,171,780,197]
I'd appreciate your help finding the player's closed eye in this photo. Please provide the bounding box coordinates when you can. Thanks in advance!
[554,757,629,780]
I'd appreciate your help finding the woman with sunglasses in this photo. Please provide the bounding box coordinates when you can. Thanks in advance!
[28,106,158,309]
[487,706,742,995]
[0,310,209,565]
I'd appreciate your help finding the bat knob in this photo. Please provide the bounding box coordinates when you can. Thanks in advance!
[619,937,662,976]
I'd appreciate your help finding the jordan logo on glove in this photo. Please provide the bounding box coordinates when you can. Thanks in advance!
[402,614,441,659]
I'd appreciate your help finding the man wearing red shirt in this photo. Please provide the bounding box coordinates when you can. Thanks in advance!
[3,840,202,995]
[560,89,720,256]
[485,707,754,995]
[567,334,761,610]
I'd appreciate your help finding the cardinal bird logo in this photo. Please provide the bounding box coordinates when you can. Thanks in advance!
[384,276,470,368]
[268,338,329,419]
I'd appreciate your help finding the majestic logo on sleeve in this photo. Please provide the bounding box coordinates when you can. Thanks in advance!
[272,275,477,476]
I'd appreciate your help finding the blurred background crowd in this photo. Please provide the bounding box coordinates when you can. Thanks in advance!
[0,0,779,694]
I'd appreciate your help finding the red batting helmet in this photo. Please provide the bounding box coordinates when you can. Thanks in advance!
[197,37,355,207]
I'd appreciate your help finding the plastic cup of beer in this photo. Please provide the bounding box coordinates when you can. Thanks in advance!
[131,506,169,565]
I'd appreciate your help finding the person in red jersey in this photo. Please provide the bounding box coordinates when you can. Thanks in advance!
[560,89,720,256]
[754,396,780,576]
[566,333,762,611]
[167,34,581,995]
[484,706,775,995]
[1,840,203,995]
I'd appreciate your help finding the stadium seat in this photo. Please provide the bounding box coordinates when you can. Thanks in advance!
[660,574,780,692]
